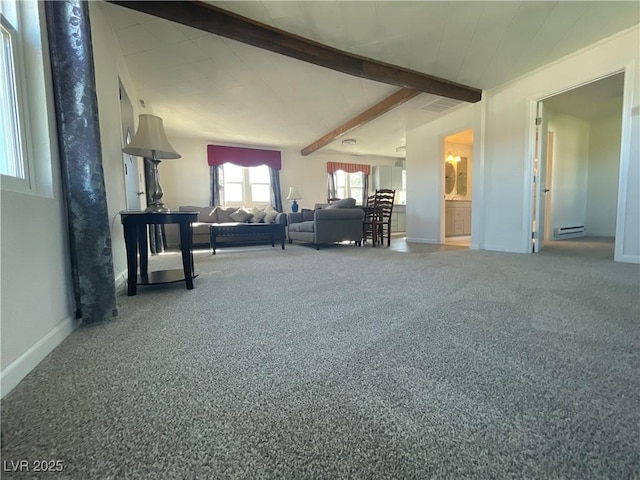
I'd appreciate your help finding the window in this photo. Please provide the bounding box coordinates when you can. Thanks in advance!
[0,0,52,195]
[221,163,271,206]
[335,170,363,204]
[1,11,27,182]
[398,169,407,205]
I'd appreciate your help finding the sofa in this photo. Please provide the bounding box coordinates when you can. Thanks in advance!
[178,205,287,252]
[287,198,365,249]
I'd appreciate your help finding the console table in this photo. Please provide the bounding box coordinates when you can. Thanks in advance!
[120,211,198,296]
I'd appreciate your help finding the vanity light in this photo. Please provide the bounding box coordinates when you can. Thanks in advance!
[446,152,461,163]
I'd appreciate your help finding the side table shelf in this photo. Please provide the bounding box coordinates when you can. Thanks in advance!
[120,210,199,296]
[138,270,198,286]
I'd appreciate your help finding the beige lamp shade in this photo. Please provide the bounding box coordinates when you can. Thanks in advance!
[286,186,302,200]
[122,114,181,159]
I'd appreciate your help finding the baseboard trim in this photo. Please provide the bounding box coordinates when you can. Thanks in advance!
[618,254,640,264]
[1,315,79,398]
[405,237,439,244]
[115,268,128,296]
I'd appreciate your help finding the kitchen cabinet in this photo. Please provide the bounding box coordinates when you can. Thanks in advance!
[395,206,406,232]
[372,166,403,191]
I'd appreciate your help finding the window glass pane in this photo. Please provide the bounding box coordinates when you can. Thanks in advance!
[251,184,270,202]
[223,163,243,182]
[349,172,362,187]
[225,183,243,202]
[1,2,18,28]
[351,188,363,202]
[399,169,406,204]
[248,165,269,183]
[336,187,345,198]
[0,19,24,179]
[336,170,345,187]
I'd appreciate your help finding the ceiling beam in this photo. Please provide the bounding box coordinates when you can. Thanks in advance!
[108,1,482,103]
[301,88,420,156]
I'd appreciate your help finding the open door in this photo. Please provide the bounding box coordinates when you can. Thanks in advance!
[533,101,549,253]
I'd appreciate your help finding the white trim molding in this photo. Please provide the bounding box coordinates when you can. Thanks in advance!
[1,315,79,398]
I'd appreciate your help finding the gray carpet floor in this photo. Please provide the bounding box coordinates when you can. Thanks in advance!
[2,238,639,479]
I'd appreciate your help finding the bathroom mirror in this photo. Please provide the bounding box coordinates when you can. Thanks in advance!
[445,163,455,194]
[456,157,468,196]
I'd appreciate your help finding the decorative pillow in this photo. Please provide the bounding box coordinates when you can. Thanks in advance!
[215,206,238,223]
[301,209,315,222]
[327,197,356,209]
[249,207,267,223]
[263,206,279,224]
[229,207,253,222]
[206,208,219,223]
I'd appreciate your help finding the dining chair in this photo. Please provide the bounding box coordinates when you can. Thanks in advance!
[362,193,377,245]
[371,189,395,247]
[362,189,395,246]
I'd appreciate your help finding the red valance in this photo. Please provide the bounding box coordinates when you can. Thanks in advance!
[207,145,282,170]
[327,161,370,175]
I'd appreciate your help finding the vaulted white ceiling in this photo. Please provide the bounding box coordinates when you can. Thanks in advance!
[100,1,639,158]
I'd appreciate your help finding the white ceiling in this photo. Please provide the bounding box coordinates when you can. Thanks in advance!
[100,1,639,158]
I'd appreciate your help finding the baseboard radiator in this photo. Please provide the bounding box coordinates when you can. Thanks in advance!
[553,225,585,240]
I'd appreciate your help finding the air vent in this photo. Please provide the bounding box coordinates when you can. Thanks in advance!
[420,97,463,113]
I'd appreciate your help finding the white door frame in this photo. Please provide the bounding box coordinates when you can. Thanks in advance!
[524,67,632,260]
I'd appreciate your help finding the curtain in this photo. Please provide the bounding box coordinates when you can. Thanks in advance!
[207,145,281,169]
[362,174,369,206]
[326,161,370,175]
[327,172,337,202]
[269,167,283,212]
[210,165,222,207]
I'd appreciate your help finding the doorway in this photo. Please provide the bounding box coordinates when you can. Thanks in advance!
[119,79,143,210]
[443,129,473,247]
[531,72,624,258]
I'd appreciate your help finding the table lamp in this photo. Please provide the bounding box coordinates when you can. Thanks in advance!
[286,186,302,212]
[122,114,180,212]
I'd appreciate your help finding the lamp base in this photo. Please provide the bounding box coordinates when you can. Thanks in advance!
[291,200,299,213]
[145,203,168,212]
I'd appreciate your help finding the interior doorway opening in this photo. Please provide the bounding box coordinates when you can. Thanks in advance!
[443,128,473,247]
[531,72,624,259]
[119,79,144,211]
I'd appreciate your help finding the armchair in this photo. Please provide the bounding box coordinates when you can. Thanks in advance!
[287,198,365,250]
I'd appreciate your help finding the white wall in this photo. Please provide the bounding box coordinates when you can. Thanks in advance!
[406,103,482,245]
[406,26,639,261]
[485,27,639,259]
[546,110,590,232]
[90,1,142,286]
[586,113,622,237]
[1,2,142,397]
[1,2,75,396]
[159,136,398,245]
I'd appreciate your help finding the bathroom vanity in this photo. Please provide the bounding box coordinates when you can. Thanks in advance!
[445,200,471,236]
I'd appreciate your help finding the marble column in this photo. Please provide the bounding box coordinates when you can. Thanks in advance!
[45,1,118,323]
